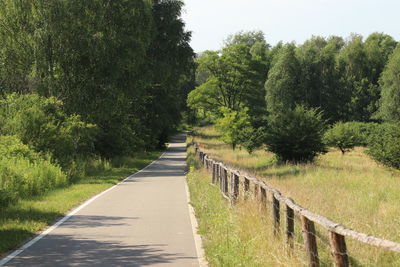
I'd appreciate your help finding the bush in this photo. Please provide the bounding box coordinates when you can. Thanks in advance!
[0,135,67,207]
[0,135,40,161]
[324,122,360,154]
[0,93,97,171]
[343,121,379,146]
[264,105,327,163]
[238,126,265,154]
[367,123,400,169]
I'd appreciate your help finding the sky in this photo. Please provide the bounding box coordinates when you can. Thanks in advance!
[181,0,400,53]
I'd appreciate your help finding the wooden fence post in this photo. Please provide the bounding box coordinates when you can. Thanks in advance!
[219,164,224,192]
[232,173,239,202]
[329,232,349,267]
[286,204,294,248]
[301,215,320,267]
[272,194,280,235]
[260,187,267,212]
[223,168,228,195]
[244,177,250,199]
[212,163,216,184]
[254,183,259,200]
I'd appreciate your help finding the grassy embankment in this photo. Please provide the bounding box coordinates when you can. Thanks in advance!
[187,126,400,266]
[0,151,162,257]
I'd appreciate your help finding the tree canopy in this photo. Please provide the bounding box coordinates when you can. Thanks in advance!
[0,0,195,157]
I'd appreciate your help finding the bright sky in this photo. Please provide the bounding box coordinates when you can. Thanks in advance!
[182,0,400,53]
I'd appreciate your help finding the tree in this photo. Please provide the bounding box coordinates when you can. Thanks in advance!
[336,34,370,121]
[224,30,268,48]
[0,0,194,156]
[265,43,301,114]
[189,44,265,118]
[379,44,400,122]
[364,32,397,85]
[0,0,156,157]
[334,34,395,122]
[187,79,220,116]
[139,0,195,148]
[297,37,328,109]
[216,107,251,150]
[0,0,36,95]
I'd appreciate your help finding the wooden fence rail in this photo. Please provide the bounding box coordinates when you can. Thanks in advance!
[193,144,400,267]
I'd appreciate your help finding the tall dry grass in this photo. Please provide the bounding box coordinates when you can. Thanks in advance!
[190,126,400,266]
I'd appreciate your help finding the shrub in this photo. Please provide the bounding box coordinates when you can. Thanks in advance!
[238,126,265,154]
[343,121,380,146]
[0,135,67,207]
[324,122,360,154]
[0,135,39,161]
[264,105,327,163]
[367,123,400,169]
[0,93,97,171]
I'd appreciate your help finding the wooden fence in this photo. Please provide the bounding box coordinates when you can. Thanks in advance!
[193,144,400,267]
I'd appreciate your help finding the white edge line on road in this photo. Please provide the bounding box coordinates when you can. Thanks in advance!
[0,151,167,267]
[184,175,208,267]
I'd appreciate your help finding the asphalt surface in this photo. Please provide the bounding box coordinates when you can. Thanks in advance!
[3,133,200,267]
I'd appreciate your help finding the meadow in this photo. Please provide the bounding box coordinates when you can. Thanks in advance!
[188,126,400,266]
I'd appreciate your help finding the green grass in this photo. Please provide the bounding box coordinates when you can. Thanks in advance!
[190,126,400,266]
[0,151,162,257]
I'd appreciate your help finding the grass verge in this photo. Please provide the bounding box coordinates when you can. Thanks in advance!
[0,151,162,257]
[187,145,303,266]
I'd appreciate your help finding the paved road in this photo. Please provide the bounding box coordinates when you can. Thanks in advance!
[3,133,201,267]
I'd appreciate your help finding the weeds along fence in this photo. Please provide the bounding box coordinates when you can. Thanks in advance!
[192,144,400,267]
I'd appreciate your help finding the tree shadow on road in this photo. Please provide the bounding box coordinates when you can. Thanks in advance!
[7,234,197,267]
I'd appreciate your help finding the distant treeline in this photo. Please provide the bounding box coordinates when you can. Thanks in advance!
[189,31,400,165]
[190,31,399,123]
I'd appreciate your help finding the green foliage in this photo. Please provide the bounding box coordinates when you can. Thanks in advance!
[264,105,327,162]
[335,33,397,122]
[187,79,220,115]
[324,122,360,154]
[0,0,194,156]
[238,126,265,154]
[216,107,251,150]
[367,123,400,169]
[0,135,67,207]
[139,0,195,149]
[296,36,344,122]
[343,121,379,146]
[364,33,397,85]
[379,44,400,122]
[265,44,301,114]
[224,30,268,48]
[0,93,97,170]
[0,135,39,161]
[190,40,267,120]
